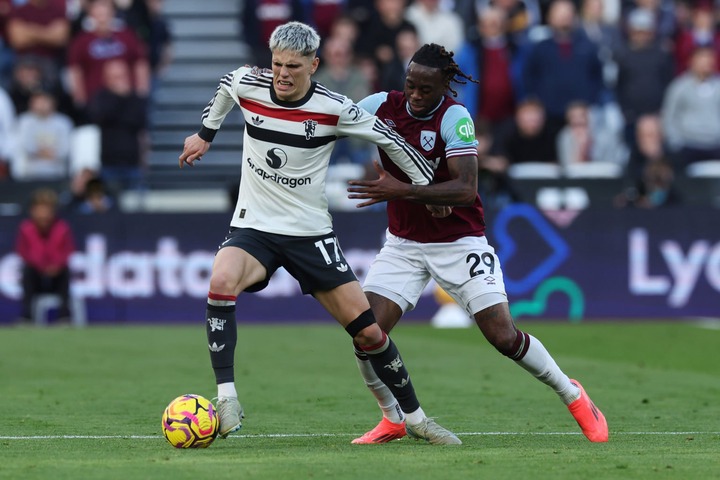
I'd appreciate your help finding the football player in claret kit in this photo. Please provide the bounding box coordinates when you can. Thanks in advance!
[346,43,609,444]
[178,22,461,444]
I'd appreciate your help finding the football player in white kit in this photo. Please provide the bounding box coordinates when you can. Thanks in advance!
[347,44,608,444]
[178,22,461,444]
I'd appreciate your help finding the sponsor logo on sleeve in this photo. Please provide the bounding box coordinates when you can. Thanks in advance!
[455,118,475,142]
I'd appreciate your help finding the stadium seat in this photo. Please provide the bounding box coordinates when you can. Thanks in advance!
[564,162,623,179]
[685,160,720,178]
[508,162,562,179]
[69,125,101,175]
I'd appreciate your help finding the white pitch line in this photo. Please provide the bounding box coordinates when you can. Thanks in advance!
[1,431,718,440]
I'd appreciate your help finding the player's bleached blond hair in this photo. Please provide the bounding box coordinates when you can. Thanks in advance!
[268,21,320,57]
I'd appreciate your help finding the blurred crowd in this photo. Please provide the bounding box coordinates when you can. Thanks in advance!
[248,0,720,209]
[3,0,719,213]
[0,0,171,213]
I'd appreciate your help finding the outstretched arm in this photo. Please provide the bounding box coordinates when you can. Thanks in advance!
[348,154,478,208]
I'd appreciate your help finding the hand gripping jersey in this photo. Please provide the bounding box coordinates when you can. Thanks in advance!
[199,66,434,236]
[358,91,486,243]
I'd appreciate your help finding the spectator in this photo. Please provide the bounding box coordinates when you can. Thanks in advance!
[455,6,523,132]
[113,0,151,38]
[475,119,521,210]
[579,0,622,76]
[621,0,676,48]
[12,90,73,181]
[673,3,720,75]
[6,56,76,119]
[328,14,360,47]
[662,46,720,170]
[87,59,148,190]
[15,188,75,323]
[613,7,673,152]
[307,0,345,39]
[345,0,375,32]
[615,158,680,208]
[61,166,98,211]
[6,0,70,82]
[556,100,625,171]
[475,0,539,42]
[314,36,372,165]
[0,0,14,87]
[241,0,303,67]
[523,0,605,129]
[75,175,116,213]
[625,113,667,179]
[67,0,149,115]
[404,0,465,53]
[356,0,416,72]
[377,24,419,92]
[144,0,172,91]
[497,97,558,164]
[0,84,15,180]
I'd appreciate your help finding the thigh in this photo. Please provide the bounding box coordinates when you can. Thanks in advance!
[314,280,371,326]
[363,233,431,313]
[425,236,508,315]
[214,228,276,294]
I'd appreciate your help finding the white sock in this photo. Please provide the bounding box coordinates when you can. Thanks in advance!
[217,382,237,399]
[515,334,580,405]
[404,407,426,426]
[355,353,405,424]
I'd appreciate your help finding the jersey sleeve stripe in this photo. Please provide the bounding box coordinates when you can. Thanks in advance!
[240,98,340,125]
[446,148,479,158]
[314,84,346,103]
[245,123,337,148]
[372,120,434,183]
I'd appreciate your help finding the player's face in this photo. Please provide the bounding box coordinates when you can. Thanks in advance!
[404,62,447,117]
[271,50,319,102]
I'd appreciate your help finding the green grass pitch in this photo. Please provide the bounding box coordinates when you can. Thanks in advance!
[2,321,719,480]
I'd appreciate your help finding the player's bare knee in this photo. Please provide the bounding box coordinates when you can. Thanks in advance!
[492,328,520,355]
[208,272,238,296]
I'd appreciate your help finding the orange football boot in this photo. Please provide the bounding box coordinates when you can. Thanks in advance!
[567,379,609,442]
[351,418,407,444]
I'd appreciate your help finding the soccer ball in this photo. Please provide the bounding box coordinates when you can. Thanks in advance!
[161,394,219,448]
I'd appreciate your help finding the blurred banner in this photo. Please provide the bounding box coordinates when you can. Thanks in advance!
[1,205,718,323]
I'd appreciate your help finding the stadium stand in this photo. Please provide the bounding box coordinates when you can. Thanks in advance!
[147,0,249,191]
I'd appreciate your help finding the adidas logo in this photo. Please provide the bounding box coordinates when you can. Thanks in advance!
[336,263,348,272]
[394,376,409,388]
[251,115,264,126]
[209,342,225,352]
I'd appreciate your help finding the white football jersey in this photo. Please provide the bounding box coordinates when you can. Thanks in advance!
[200,66,434,236]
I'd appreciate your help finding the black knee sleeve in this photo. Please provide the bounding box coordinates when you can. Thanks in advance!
[345,309,376,338]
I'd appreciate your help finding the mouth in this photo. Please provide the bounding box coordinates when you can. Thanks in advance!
[276,80,293,90]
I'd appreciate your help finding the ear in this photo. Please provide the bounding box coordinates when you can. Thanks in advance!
[310,56,320,75]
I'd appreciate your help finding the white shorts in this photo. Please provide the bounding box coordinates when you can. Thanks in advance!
[363,230,508,315]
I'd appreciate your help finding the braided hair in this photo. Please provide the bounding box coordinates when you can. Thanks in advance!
[409,43,478,97]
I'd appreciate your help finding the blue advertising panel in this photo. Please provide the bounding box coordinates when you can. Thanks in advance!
[1,205,718,324]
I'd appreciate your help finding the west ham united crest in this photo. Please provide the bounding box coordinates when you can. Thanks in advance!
[420,130,436,151]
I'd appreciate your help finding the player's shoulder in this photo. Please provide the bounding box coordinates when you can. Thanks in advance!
[313,82,348,105]
[233,65,273,87]
[440,99,476,144]
[357,91,390,115]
